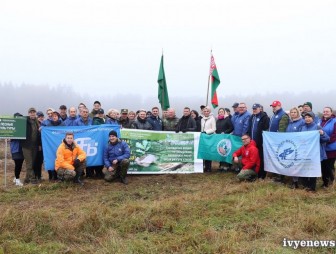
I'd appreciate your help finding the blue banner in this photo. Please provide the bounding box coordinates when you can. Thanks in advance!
[41,125,119,170]
[197,133,242,163]
[263,131,321,177]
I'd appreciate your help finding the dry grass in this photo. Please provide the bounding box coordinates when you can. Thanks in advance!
[0,140,336,253]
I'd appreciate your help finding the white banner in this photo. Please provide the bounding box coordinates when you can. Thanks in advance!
[263,131,321,177]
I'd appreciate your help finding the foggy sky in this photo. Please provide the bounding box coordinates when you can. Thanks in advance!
[0,0,336,99]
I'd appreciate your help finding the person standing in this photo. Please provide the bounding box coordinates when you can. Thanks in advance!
[301,112,329,192]
[286,107,305,189]
[176,107,197,133]
[147,107,163,131]
[269,100,289,183]
[201,106,216,172]
[232,103,251,137]
[21,107,39,184]
[63,107,78,126]
[131,110,153,130]
[33,111,45,181]
[163,108,179,131]
[319,107,336,188]
[59,105,68,121]
[191,110,202,132]
[11,113,25,186]
[74,108,93,126]
[246,103,269,179]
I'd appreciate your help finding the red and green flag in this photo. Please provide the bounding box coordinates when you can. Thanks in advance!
[158,55,170,110]
[209,54,220,108]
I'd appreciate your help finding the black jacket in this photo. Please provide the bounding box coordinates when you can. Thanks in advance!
[246,112,270,148]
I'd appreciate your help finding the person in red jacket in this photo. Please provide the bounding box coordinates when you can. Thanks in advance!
[232,134,260,182]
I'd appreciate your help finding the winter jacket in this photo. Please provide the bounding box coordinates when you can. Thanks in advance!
[286,118,304,132]
[21,117,39,148]
[55,140,86,170]
[176,115,197,132]
[63,116,78,126]
[147,115,163,131]
[119,117,133,129]
[216,116,234,134]
[103,139,130,168]
[131,117,153,130]
[246,112,269,148]
[232,140,260,173]
[301,122,330,161]
[92,117,105,125]
[105,116,119,125]
[10,140,24,160]
[163,116,179,131]
[269,108,289,132]
[74,117,93,126]
[46,119,64,126]
[201,115,216,134]
[319,115,336,153]
[232,111,251,137]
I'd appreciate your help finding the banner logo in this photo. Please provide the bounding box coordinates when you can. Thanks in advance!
[217,139,232,157]
[76,137,98,156]
[276,140,298,169]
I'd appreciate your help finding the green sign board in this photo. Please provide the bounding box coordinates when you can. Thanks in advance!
[0,117,27,139]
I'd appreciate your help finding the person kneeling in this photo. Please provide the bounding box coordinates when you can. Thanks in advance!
[55,132,86,185]
[232,134,260,182]
[103,130,130,184]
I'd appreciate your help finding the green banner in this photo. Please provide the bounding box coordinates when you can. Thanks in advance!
[121,129,202,173]
[0,117,27,139]
[197,133,242,163]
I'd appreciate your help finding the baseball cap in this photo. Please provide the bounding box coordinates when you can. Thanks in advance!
[304,111,315,118]
[252,103,261,109]
[28,107,36,113]
[270,101,281,107]
[98,108,104,114]
[232,102,239,108]
[36,111,44,117]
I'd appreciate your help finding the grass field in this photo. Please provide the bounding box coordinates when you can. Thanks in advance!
[0,142,336,253]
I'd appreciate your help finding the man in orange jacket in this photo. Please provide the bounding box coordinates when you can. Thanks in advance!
[55,132,87,185]
[232,134,260,182]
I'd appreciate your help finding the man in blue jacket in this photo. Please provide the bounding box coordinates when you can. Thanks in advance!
[103,130,131,184]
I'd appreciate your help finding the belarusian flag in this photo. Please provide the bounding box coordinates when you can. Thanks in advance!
[209,54,220,108]
[158,55,170,110]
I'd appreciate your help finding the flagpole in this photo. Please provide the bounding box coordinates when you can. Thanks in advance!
[206,50,212,106]
[161,51,165,114]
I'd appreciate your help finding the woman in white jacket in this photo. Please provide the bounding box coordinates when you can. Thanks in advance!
[201,106,217,172]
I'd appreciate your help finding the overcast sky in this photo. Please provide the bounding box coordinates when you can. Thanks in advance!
[0,0,335,100]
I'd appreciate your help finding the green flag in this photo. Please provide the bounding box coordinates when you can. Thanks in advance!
[197,133,242,163]
[158,55,170,110]
[209,54,220,108]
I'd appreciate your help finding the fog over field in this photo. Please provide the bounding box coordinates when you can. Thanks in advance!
[0,83,335,117]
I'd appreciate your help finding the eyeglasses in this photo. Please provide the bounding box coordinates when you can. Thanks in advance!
[241,137,250,141]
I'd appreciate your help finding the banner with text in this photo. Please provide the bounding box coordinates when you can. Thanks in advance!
[263,131,321,177]
[0,117,27,139]
[41,125,119,170]
[121,129,203,173]
[197,133,242,163]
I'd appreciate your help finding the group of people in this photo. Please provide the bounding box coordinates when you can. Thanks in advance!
[9,100,336,192]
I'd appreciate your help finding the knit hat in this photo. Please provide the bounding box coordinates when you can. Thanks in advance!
[303,102,312,110]
[109,130,118,137]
